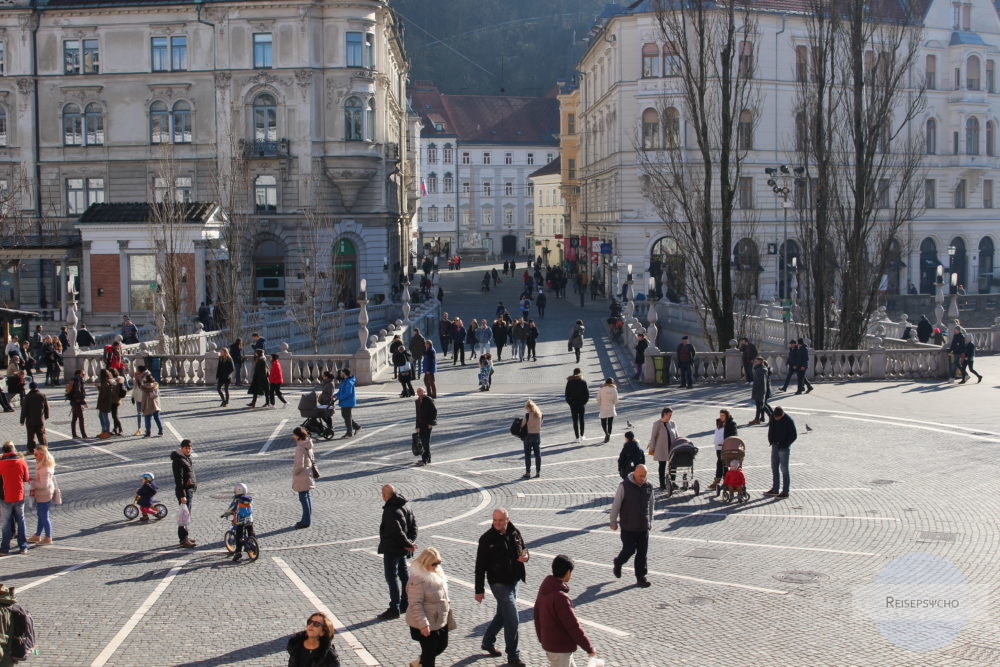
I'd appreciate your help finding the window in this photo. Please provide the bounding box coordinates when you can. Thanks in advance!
[796,45,808,83]
[417,207,423,223]
[568,158,576,180]
[0,41,5,75]
[925,55,936,90]
[505,152,513,165]
[504,208,513,227]
[443,205,454,222]
[966,117,979,154]
[443,173,453,193]
[483,152,491,165]
[154,176,193,203]
[152,36,187,72]
[988,61,996,93]
[877,179,890,208]
[567,113,576,135]
[150,102,169,144]
[443,144,453,163]
[66,177,103,215]
[505,182,513,196]
[0,106,6,146]
[642,108,659,149]
[987,121,995,156]
[461,209,471,226]
[427,206,438,222]
[482,208,493,226]
[427,145,437,164]
[365,33,375,69]
[967,56,981,91]
[171,100,191,143]
[926,118,937,154]
[63,103,104,146]
[483,181,491,197]
[795,111,808,152]
[739,41,754,78]
[738,177,753,209]
[955,179,967,208]
[962,3,971,30]
[461,151,470,164]
[346,32,363,67]
[984,179,994,208]
[253,93,277,142]
[954,68,961,91]
[253,33,272,69]
[641,43,659,78]
[738,109,753,151]
[462,181,470,194]
[527,153,534,165]
[547,153,553,163]
[925,179,936,208]
[953,2,961,28]
[663,41,680,76]
[366,99,375,141]
[954,130,960,154]
[128,255,157,312]
[427,173,438,194]
[344,96,363,140]
[664,107,680,148]
[254,175,277,212]
[64,39,99,75]
[171,36,187,71]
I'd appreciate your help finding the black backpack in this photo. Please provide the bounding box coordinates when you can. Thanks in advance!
[4,601,36,662]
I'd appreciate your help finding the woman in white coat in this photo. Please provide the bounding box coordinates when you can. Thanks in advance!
[28,445,56,544]
[596,377,619,443]
[291,426,316,529]
[405,546,452,667]
[647,406,680,491]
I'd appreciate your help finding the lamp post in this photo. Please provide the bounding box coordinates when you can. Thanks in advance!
[765,164,804,343]
[948,272,960,320]
[624,263,635,320]
[934,265,945,330]
[357,278,370,352]
[646,275,659,347]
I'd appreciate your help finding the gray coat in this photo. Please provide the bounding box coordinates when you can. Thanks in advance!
[752,364,771,402]
[647,419,679,462]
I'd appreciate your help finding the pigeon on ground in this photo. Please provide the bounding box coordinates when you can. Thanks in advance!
[626,420,635,429]
[805,423,813,432]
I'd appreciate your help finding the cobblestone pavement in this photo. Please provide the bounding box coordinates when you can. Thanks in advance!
[1,264,997,666]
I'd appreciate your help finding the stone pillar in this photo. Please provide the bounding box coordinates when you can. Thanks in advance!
[279,341,293,386]
[724,342,742,382]
[868,339,886,379]
[204,341,218,387]
[991,316,1000,353]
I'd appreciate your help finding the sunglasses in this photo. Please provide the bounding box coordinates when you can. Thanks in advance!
[307,619,325,629]
[431,561,442,566]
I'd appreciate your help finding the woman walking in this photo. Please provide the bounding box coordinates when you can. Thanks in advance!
[568,320,585,363]
[522,399,543,479]
[292,426,315,528]
[110,370,125,435]
[140,371,163,437]
[286,612,340,666]
[596,377,619,443]
[246,349,269,408]
[526,320,539,361]
[216,347,234,407]
[336,368,361,437]
[131,365,146,436]
[475,319,493,357]
[564,368,590,442]
[405,546,452,667]
[96,368,114,439]
[707,409,738,490]
[68,368,88,439]
[268,353,287,407]
[28,444,56,544]
[492,317,509,361]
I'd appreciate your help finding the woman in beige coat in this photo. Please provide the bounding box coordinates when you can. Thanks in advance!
[140,372,162,437]
[647,406,680,491]
[291,426,315,529]
[28,445,56,544]
[596,377,619,443]
[405,546,451,667]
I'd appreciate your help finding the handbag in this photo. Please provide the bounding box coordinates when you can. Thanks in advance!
[411,431,422,456]
[310,452,321,479]
[446,608,457,631]
[52,478,62,506]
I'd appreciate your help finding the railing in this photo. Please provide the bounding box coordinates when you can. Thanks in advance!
[885,348,945,379]
[288,355,354,386]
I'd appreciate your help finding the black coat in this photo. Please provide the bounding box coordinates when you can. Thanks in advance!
[286,631,340,667]
[216,357,235,382]
[248,358,269,395]
[768,414,797,448]
[635,339,649,364]
[377,493,417,556]
[20,390,49,426]
[76,328,96,347]
[617,440,646,479]
[474,523,526,593]
[492,323,509,346]
[415,395,437,427]
[916,317,932,344]
[564,375,590,407]
[171,449,197,499]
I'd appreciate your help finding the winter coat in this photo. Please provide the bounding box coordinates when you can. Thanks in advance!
[269,359,284,384]
[768,414,798,449]
[377,493,417,556]
[452,325,467,344]
[568,324,585,350]
[949,332,966,356]
[336,375,357,407]
[533,575,594,655]
[564,374,590,407]
[0,452,30,502]
[424,346,438,373]
[596,385,618,418]
[635,338,649,364]
[292,437,316,492]
[319,380,335,407]
[20,390,49,426]
[405,567,451,632]
[617,439,645,480]
[229,342,244,364]
[916,317,933,344]
[97,376,114,413]
[740,342,758,365]
[409,333,426,359]
[511,323,529,341]
[285,631,340,667]
[140,381,161,415]
[647,419,679,462]
[475,327,493,345]
[752,364,771,402]
[415,395,437,428]
[248,358,269,395]
[474,523,527,593]
[170,448,197,498]
[216,356,235,382]
[69,375,87,407]
[76,328,96,347]
[31,463,55,503]
[609,471,655,532]
[676,342,696,364]
[492,322,509,345]
[439,318,453,340]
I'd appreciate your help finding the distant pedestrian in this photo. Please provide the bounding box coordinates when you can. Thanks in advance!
[533,555,596,666]
[20,382,49,453]
[707,409,738,491]
[564,368,590,443]
[492,318,510,361]
[675,335,696,388]
[96,369,114,439]
[739,337,758,383]
[406,546,452,667]
[216,347,234,407]
[251,332,267,353]
[121,315,139,345]
[376,484,418,620]
[391,335,405,379]
[475,319,493,357]
[410,328,426,379]
[439,312,452,355]
[647,407,679,491]
[526,321,539,361]
[475,508,528,666]
[423,341,438,398]
[395,344,415,398]
[948,326,966,382]
[596,378,619,443]
[793,338,814,394]
[286,613,340,667]
[336,368,361,437]
[140,372,163,437]
[764,407,796,498]
[536,290,547,318]
[291,426,315,529]
[522,400,543,479]
[130,365,145,436]
[960,338,983,383]
[617,431,644,480]
[0,441,30,555]
[749,357,773,426]
[414,387,437,466]
[451,319,467,366]
[76,324,96,348]
[634,333,648,380]
[67,369,88,439]
[511,318,529,361]
[28,445,56,545]
[568,320,585,363]
[779,340,798,392]
[246,349,269,408]
[171,439,197,547]
[915,315,932,344]
[609,463,654,588]
[229,338,245,385]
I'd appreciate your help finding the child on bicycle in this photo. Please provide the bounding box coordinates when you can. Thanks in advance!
[136,472,158,523]
[222,483,254,562]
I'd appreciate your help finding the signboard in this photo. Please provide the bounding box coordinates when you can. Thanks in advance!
[591,240,601,253]
[600,242,612,254]
[569,236,580,248]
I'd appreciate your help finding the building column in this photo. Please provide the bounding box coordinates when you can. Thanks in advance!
[193,240,208,307]
[80,241,93,318]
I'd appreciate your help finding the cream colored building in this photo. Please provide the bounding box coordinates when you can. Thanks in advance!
[0,0,416,322]
[528,157,565,266]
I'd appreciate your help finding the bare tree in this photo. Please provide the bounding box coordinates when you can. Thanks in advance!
[637,0,760,350]
[149,146,192,353]
[288,207,331,354]
[0,169,36,308]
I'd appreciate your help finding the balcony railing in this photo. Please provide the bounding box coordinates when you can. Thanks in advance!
[242,138,290,158]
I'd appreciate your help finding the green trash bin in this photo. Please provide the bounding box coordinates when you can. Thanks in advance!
[653,355,666,385]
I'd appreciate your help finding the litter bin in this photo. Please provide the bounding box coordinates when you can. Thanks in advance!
[144,356,162,383]
[653,355,667,385]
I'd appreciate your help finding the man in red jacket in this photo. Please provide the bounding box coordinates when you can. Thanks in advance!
[533,554,596,666]
[0,441,31,555]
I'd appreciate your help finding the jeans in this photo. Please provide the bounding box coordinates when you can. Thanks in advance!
[413,357,423,378]
[99,411,111,433]
[523,434,541,474]
[754,399,773,423]
[570,405,586,438]
[177,488,195,542]
[614,529,649,580]
[234,361,244,385]
[410,626,449,667]
[144,411,163,436]
[298,490,312,526]
[383,552,409,611]
[136,402,143,429]
[483,582,520,660]
[341,407,360,436]
[678,362,694,387]
[217,379,230,404]
[1,500,27,552]
[36,500,52,537]
[744,361,754,382]
[770,445,791,494]
[513,339,526,360]
[440,337,451,355]
[780,367,795,391]
[418,426,432,463]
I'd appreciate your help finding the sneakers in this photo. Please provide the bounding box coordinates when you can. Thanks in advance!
[376,608,400,620]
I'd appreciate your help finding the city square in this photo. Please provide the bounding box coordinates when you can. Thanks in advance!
[0,266,996,666]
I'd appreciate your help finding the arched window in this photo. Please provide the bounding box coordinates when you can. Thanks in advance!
[84,103,104,145]
[796,45,808,82]
[987,121,995,156]
[795,111,807,152]
[443,172,453,193]
[987,60,996,93]
[925,54,936,89]
[63,104,83,145]
[926,118,937,154]
[253,238,286,305]
[426,172,438,194]
[443,143,453,163]
[332,237,359,306]
[0,106,7,146]
[650,236,685,302]
[254,174,277,212]
[966,117,979,155]
[733,238,760,299]
[978,237,995,293]
[171,100,191,143]
[967,55,981,90]
[641,108,659,149]
[366,99,376,141]
[738,109,753,151]
[150,101,169,144]
[252,93,277,142]
[641,43,659,78]
[427,143,438,164]
[662,42,680,76]
[344,96,363,141]
[664,107,680,148]
[919,237,938,294]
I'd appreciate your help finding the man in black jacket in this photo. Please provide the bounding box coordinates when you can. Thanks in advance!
[739,337,758,383]
[171,439,198,547]
[376,484,418,620]
[765,407,796,498]
[675,336,696,388]
[414,387,437,466]
[779,340,799,392]
[794,339,814,394]
[564,368,590,442]
[19,382,49,454]
[475,508,528,666]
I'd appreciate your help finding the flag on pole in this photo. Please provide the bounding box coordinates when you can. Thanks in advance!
[419,180,428,196]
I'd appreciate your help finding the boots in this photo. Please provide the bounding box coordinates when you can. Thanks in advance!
[707,477,721,490]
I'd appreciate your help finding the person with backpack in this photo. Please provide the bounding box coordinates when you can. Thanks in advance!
[376,484,418,621]
[675,336,696,389]
[0,583,36,662]
[567,320,585,363]
[67,368,88,439]
[960,338,983,383]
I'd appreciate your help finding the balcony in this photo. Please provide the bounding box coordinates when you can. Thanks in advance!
[947,89,990,106]
[242,138,290,158]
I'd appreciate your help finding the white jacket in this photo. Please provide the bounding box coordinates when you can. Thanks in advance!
[596,385,619,418]
[405,566,451,632]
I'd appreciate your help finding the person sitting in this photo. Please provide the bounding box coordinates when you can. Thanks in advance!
[722,460,746,494]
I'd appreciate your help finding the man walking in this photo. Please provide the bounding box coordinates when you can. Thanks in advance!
[409,328,426,379]
[765,407,796,498]
[0,442,30,555]
[634,333,648,380]
[794,338,814,394]
[512,318,529,362]
[748,357,774,426]
[376,484,418,620]
[609,463,654,588]
[779,340,798,392]
[533,555,596,667]
[475,508,529,666]
[19,382,49,454]
[171,439,198,547]
[438,312,452,355]
[564,368,590,442]
[423,340,438,398]
[414,387,437,466]
[675,335,696,388]
[452,318,467,366]
[739,337,758,383]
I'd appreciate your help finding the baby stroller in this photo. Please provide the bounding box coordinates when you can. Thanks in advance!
[718,436,750,503]
[297,391,335,441]
[664,438,700,497]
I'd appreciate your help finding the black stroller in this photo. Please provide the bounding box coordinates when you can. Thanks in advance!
[297,391,335,441]
[663,438,700,497]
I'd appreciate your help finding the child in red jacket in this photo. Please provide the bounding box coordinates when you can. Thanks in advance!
[723,459,746,492]
[267,354,287,407]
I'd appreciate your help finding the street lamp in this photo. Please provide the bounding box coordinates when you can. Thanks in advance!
[625,263,635,319]
[948,272,960,320]
[766,164,804,342]
[947,244,957,293]
[934,264,945,330]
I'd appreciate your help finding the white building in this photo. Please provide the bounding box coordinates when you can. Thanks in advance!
[528,157,566,266]
[412,82,559,259]
[573,0,1000,301]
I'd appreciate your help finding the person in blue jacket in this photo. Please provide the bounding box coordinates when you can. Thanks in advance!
[423,340,438,398]
[336,368,361,438]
